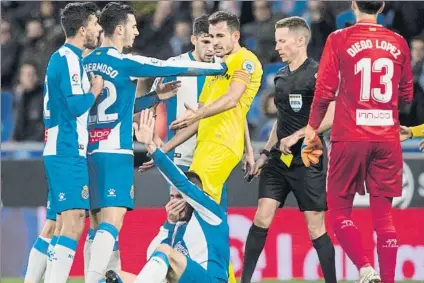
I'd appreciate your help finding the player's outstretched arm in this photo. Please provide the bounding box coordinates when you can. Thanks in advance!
[134,109,224,223]
[123,54,226,78]
[134,78,181,113]
[169,80,247,130]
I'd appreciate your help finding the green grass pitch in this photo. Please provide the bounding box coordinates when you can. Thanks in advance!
[0,279,419,283]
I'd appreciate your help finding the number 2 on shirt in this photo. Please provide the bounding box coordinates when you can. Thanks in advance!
[96,80,118,123]
[355,57,393,103]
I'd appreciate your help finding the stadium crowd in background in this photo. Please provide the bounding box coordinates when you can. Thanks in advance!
[1,0,424,143]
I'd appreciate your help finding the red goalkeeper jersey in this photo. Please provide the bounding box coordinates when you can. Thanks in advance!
[309,20,414,142]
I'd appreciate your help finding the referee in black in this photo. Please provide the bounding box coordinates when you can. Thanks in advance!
[241,17,337,283]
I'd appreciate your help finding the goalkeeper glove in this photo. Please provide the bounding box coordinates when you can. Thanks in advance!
[301,125,323,167]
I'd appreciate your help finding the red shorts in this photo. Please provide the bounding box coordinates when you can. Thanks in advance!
[327,141,403,197]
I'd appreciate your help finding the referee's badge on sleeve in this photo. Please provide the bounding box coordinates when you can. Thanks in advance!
[289,94,302,112]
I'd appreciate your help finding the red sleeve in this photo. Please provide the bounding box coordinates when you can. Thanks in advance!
[398,37,414,104]
[308,32,340,130]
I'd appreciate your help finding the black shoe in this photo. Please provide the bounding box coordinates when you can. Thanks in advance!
[105,270,123,283]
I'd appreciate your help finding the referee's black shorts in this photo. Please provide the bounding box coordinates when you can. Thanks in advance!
[258,148,327,212]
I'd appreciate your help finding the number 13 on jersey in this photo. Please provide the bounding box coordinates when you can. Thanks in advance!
[355,57,393,103]
[355,57,395,126]
[89,80,119,124]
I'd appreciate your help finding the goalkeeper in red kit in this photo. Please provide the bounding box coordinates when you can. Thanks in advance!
[302,1,413,283]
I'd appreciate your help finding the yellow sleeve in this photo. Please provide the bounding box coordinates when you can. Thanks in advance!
[410,124,424,138]
[231,52,257,86]
[199,77,210,104]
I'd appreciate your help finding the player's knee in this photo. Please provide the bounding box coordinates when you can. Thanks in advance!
[373,213,396,234]
[61,209,86,237]
[305,211,326,239]
[156,244,173,257]
[254,202,277,228]
[253,209,274,228]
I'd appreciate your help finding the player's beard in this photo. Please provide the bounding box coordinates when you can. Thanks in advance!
[180,205,194,222]
[84,34,98,50]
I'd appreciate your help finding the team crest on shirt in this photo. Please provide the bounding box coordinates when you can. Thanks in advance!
[289,94,302,112]
[242,60,255,74]
[130,185,134,199]
[81,185,89,199]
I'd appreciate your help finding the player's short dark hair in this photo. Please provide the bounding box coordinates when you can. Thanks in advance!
[193,14,210,37]
[60,2,99,38]
[100,2,135,37]
[355,1,384,14]
[275,16,311,44]
[208,11,240,32]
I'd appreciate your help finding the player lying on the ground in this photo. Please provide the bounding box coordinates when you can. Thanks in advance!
[99,109,230,283]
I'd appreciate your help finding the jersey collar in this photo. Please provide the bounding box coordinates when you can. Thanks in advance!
[64,43,83,58]
[188,50,195,61]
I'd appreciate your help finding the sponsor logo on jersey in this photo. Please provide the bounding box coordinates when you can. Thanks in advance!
[81,185,89,199]
[242,60,255,74]
[89,128,112,144]
[44,129,48,143]
[289,94,302,112]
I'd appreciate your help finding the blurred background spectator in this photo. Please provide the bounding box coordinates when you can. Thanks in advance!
[1,0,424,145]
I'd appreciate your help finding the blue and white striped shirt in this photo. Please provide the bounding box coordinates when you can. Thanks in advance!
[43,43,94,157]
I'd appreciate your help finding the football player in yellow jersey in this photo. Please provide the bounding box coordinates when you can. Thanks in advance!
[168,11,263,203]
[160,11,263,283]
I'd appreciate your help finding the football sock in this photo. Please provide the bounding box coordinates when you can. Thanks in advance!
[24,236,50,283]
[240,224,269,283]
[84,228,96,276]
[86,222,118,283]
[44,235,58,283]
[106,239,121,271]
[332,216,370,270]
[48,236,77,283]
[371,196,397,283]
[135,250,169,283]
[312,233,337,283]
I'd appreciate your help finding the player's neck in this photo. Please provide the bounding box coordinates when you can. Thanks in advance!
[191,50,201,62]
[356,13,378,23]
[230,43,242,55]
[101,37,124,53]
[288,53,308,72]
[65,38,84,51]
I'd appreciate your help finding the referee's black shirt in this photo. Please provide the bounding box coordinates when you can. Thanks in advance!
[273,57,320,161]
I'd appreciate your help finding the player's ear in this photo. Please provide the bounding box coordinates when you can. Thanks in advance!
[191,35,197,46]
[115,25,124,36]
[78,25,86,38]
[232,30,240,42]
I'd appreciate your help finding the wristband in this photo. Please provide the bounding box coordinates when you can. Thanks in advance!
[259,149,270,157]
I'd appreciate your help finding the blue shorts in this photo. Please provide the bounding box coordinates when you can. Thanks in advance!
[88,153,134,210]
[46,189,56,221]
[44,155,90,214]
[179,256,227,283]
